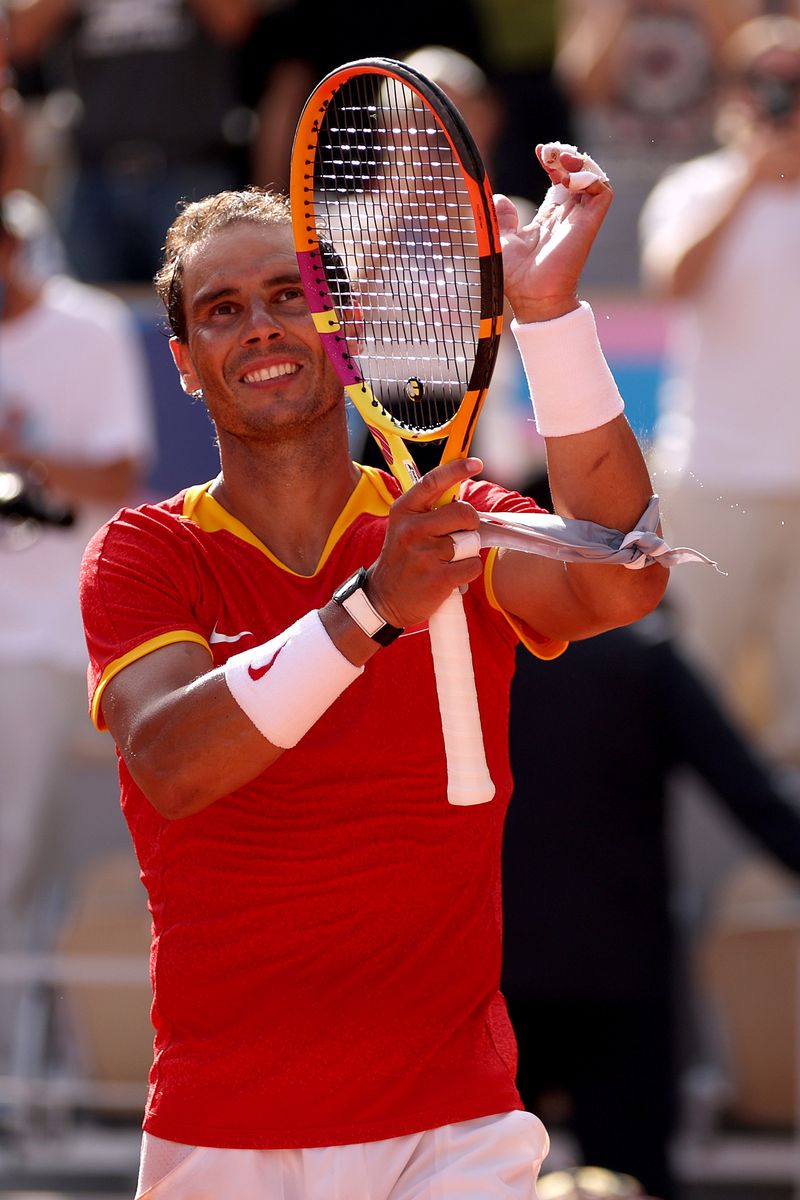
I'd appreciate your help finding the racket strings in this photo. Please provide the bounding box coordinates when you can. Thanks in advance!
[313,73,484,432]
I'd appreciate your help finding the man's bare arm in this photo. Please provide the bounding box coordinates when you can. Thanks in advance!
[492,417,667,644]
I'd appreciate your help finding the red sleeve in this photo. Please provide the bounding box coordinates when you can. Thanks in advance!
[460,477,547,517]
[462,478,567,662]
[80,500,211,728]
[371,468,547,518]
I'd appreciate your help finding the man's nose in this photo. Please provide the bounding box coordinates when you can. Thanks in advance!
[241,300,284,343]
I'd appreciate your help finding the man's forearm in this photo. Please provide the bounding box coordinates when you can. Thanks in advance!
[545,415,654,530]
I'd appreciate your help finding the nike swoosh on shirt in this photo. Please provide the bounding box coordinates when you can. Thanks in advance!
[209,623,254,644]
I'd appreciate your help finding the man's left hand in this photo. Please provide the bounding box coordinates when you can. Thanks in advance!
[498,144,613,325]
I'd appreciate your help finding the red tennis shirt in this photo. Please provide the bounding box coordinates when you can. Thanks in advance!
[80,466,564,1149]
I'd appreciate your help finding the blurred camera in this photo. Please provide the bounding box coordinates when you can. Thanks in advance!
[0,468,75,528]
[748,73,800,125]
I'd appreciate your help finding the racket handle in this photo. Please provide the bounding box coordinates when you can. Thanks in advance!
[428,589,495,806]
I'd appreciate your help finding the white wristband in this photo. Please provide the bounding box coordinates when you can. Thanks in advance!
[511,301,624,438]
[224,609,363,749]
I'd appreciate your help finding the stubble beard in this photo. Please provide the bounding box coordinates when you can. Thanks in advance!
[211,373,347,451]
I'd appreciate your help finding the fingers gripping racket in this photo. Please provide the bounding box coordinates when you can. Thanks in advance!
[290,57,504,806]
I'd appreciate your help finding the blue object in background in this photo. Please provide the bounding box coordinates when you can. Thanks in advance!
[610,359,661,449]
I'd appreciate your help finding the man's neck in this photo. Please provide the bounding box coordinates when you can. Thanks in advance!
[211,425,362,575]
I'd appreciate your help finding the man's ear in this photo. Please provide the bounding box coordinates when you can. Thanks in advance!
[169,336,201,395]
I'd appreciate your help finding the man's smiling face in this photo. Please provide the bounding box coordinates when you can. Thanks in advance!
[170,221,344,443]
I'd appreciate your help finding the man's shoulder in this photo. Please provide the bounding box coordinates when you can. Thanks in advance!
[114,488,191,524]
[84,488,195,559]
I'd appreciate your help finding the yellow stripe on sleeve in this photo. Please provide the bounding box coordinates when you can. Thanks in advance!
[91,631,212,730]
[483,548,568,661]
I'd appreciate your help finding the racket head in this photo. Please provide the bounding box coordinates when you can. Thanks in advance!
[290,56,504,490]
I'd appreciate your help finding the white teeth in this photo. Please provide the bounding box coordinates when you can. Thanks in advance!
[242,363,299,383]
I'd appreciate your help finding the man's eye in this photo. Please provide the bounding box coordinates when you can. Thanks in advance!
[278,287,306,303]
[212,302,236,316]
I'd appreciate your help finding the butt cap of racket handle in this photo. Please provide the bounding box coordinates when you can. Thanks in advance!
[442,735,495,806]
[448,774,496,806]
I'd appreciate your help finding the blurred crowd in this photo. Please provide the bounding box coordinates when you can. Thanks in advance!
[2,2,800,1197]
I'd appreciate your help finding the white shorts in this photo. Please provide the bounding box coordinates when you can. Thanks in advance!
[135,1109,549,1199]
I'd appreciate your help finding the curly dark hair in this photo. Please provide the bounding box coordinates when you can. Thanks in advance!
[154,188,292,342]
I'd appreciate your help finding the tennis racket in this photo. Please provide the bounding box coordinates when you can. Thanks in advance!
[290,57,504,806]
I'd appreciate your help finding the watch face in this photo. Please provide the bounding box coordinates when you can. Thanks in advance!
[333,568,403,643]
[335,568,368,603]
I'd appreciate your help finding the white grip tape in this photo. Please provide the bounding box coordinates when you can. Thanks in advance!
[428,589,495,806]
[224,609,363,748]
[511,301,624,438]
[450,529,482,562]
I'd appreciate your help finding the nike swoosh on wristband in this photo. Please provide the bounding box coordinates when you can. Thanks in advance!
[209,623,253,644]
[247,644,283,682]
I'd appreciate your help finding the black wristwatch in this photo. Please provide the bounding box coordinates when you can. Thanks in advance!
[332,567,404,646]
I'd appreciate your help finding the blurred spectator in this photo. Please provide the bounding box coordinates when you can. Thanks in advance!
[2,19,68,279]
[472,0,575,202]
[0,190,154,1077]
[1,9,27,195]
[502,608,800,1199]
[402,43,503,167]
[555,0,739,288]
[640,14,800,766]
[7,0,259,283]
[244,1,486,192]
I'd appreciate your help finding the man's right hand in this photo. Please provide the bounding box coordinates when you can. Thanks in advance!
[366,458,485,630]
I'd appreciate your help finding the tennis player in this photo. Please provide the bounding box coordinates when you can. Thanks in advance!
[80,148,667,1198]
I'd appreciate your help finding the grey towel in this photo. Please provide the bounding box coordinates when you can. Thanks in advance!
[478,496,721,572]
